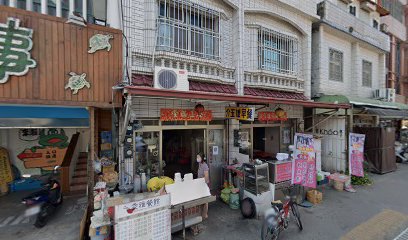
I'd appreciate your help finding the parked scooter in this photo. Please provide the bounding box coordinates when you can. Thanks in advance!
[395,141,408,163]
[22,166,63,228]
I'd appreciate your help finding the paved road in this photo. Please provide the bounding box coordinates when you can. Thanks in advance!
[179,163,408,240]
[0,191,87,240]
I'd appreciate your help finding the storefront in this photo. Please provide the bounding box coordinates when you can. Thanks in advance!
[120,87,350,192]
[0,6,123,198]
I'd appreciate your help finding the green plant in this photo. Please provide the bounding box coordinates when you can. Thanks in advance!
[350,173,372,186]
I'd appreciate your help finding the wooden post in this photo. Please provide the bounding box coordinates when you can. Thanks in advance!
[88,107,98,204]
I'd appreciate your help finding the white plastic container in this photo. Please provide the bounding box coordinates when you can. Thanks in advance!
[133,174,141,193]
[141,173,147,192]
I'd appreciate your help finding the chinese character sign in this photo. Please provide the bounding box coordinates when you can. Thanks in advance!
[114,194,171,220]
[160,109,213,121]
[0,18,36,83]
[225,107,255,121]
[291,150,316,188]
[258,111,288,122]
[349,133,365,177]
[294,133,314,152]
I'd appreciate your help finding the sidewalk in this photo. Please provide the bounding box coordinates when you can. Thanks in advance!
[176,163,408,240]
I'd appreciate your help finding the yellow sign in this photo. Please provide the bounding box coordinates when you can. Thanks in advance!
[225,107,255,121]
[0,147,13,185]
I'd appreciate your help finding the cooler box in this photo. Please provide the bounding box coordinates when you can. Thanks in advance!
[267,160,292,183]
[9,178,43,192]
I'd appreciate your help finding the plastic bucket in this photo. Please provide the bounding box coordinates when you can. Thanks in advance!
[229,193,240,209]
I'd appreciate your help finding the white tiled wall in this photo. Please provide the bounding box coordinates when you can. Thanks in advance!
[121,0,317,97]
[312,25,387,99]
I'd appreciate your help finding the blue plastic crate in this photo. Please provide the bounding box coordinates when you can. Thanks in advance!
[9,178,43,192]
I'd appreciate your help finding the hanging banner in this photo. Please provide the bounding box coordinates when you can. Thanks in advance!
[294,133,314,152]
[291,150,316,188]
[0,147,13,185]
[225,107,255,121]
[258,111,288,122]
[160,109,213,122]
[349,133,365,177]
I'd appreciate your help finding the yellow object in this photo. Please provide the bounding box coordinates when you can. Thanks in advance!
[147,176,174,192]
[306,190,322,204]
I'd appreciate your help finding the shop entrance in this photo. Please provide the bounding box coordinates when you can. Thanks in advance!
[253,127,280,161]
[162,129,205,179]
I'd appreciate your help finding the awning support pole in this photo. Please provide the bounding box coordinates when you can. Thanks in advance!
[305,109,339,133]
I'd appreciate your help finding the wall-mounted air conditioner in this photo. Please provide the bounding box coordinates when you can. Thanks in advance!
[380,23,388,33]
[154,67,189,91]
[373,88,396,102]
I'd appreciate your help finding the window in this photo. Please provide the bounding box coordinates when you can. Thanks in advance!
[258,27,298,76]
[373,19,378,29]
[349,6,356,16]
[381,0,403,23]
[329,49,343,82]
[362,60,372,87]
[156,0,220,60]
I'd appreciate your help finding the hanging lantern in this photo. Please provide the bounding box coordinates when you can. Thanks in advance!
[275,107,285,118]
[195,103,205,113]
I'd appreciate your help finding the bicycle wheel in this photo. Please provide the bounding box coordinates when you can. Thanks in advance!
[291,203,303,231]
[261,216,279,240]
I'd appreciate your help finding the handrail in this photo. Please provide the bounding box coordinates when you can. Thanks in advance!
[62,132,80,167]
[61,132,80,194]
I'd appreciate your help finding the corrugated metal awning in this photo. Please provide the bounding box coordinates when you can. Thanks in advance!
[365,107,408,119]
[0,105,89,128]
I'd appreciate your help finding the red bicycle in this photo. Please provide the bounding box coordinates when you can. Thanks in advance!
[261,186,303,240]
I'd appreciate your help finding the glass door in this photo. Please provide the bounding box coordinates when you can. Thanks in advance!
[134,131,161,178]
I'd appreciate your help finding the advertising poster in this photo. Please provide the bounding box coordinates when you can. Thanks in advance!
[291,150,317,188]
[349,133,366,177]
[294,133,314,152]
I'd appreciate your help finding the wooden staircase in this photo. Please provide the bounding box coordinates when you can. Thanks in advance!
[69,152,88,194]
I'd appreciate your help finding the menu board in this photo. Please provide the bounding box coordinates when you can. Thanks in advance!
[292,150,317,188]
[114,194,171,240]
[0,147,13,185]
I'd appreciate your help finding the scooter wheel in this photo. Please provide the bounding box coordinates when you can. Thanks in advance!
[34,217,46,228]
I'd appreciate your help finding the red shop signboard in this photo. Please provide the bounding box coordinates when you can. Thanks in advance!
[258,111,288,121]
[160,109,213,122]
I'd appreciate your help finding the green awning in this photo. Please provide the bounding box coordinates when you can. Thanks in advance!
[316,95,408,110]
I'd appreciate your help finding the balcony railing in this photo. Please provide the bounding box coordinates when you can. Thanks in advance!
[132,50,236,84]
[243,70,304,92]
[317,0,390,52]
[2,0,88,21]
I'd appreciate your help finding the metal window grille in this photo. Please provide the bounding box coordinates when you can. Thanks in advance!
[329,48,343,82]
[362,60,372,87]
[257,27,298,76]
[156,0,220,60]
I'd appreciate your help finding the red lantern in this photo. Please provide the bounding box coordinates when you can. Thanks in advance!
[195,103,205,113]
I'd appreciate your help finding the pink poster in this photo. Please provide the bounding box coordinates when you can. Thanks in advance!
[291,150,317,188]
[349,133,365,177]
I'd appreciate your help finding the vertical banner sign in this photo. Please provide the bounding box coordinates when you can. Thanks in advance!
[292,133,317,188]
[292,150,317,188]
[349,133,365,177]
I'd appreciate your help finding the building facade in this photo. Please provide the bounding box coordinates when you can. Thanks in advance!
[0,2,122,194]
[380,0,407,102]
[105,0,348,191]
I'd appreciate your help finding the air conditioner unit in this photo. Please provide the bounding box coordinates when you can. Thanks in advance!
[154,67,189,91]
[380,23,388,33]
[373,88,396,102]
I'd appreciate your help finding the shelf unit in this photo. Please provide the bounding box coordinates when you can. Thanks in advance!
[243,163,270,195]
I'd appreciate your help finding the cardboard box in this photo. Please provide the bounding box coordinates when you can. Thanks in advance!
[100,143,112,151]
[307,190,322,204]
